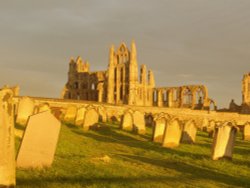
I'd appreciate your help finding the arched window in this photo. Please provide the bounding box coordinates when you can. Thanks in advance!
[91,83,95,90]
[173,89,178,101]
[74,82,79,89]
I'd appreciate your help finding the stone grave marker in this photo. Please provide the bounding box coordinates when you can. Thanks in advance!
[121,111,133,131]
[16,111,61,168]
[181,120,197,144]
[132,111,146,134]
[16,97,34,126]
[63,106,77,124]
[82,108,99,131]
[0,89,15,187]
[162,118,182,148]
[211,122,237,160]
[152,115,167,143]
[75,107,86,126]
[243,122,250,141]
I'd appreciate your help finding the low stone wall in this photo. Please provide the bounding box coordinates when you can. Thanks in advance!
[13,96,250,126]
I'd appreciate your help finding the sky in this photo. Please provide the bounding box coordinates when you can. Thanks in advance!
[0,0,250,108]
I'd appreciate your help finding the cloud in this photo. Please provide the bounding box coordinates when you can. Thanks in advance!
[0,0,250,108]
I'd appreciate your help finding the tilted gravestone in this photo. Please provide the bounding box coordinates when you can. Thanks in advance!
[207,120,216,138]
[75,107,86,126]
[16,97,34,126]
[63,106,77,124]
[181,120,197,144]
[82,108,99,131]
[153,116,167,143]
[121,111,133,131]
[211,122,237,160]
[0,89,15,187]
[16,111,61,168]
[132,111,146,134]
[243,122,250,141]
[162,118,182,148]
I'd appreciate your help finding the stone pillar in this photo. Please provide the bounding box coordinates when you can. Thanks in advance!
[107,45,115,104]
[97,83,104,103]
[168,90,173,107]
[0,89,15,187]
[211,122,237,160]
[140,65,147,105]
[157,90,163,107]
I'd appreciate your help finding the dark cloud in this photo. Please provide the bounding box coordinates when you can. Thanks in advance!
[0,0,250,108]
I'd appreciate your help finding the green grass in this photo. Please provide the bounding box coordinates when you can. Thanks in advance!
[16,123,250,188]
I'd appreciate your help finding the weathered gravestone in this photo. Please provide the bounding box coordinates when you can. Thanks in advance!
[201,118,209,131]
[211,122,237,160]
[207,120,216,138]
[0,89,15,187]
[82,108,99,131]
[132,111,146,134]
[243,122,250,141]
[63,106,77,124]
[16,111,61,168]
[152,114,168,143]
[38,103,50,113]
[145,114,154,127]
[162,118,182,148]
[75,107,86,126]
[181,120,197,144]
[121,110,133,131]
[16,97,34,126]
[98,106,107,123]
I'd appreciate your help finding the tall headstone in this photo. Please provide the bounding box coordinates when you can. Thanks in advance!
[0,89,15,187]
[16,97,34,126]
[211,122,237,160]
[243,122,250,141]
[162,118,182,148]
[63,106,77,124]
[121,111,133,131]
[82,108,99,131]
[16,111,61,168]
[132,111,146,134]
[181,120,197,144]
[153,116,167,143]
[75,107,86,126]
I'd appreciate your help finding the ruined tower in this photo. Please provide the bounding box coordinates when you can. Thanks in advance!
[128,41,138,105]
[62,40,212,109]
[107,45,115,104]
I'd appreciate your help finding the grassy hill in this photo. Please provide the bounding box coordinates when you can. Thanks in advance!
[16,122,250,188]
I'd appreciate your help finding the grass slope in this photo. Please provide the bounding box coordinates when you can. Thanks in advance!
[16,123,250,188]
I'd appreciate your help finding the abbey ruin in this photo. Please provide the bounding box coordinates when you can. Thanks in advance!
[62,41,216,110]
[1,41,250,187]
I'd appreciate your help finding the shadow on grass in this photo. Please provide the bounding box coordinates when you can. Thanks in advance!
[17,175,179,187]
[115,154,250,187]
[15,123,26,131]
[71,125,209,160]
